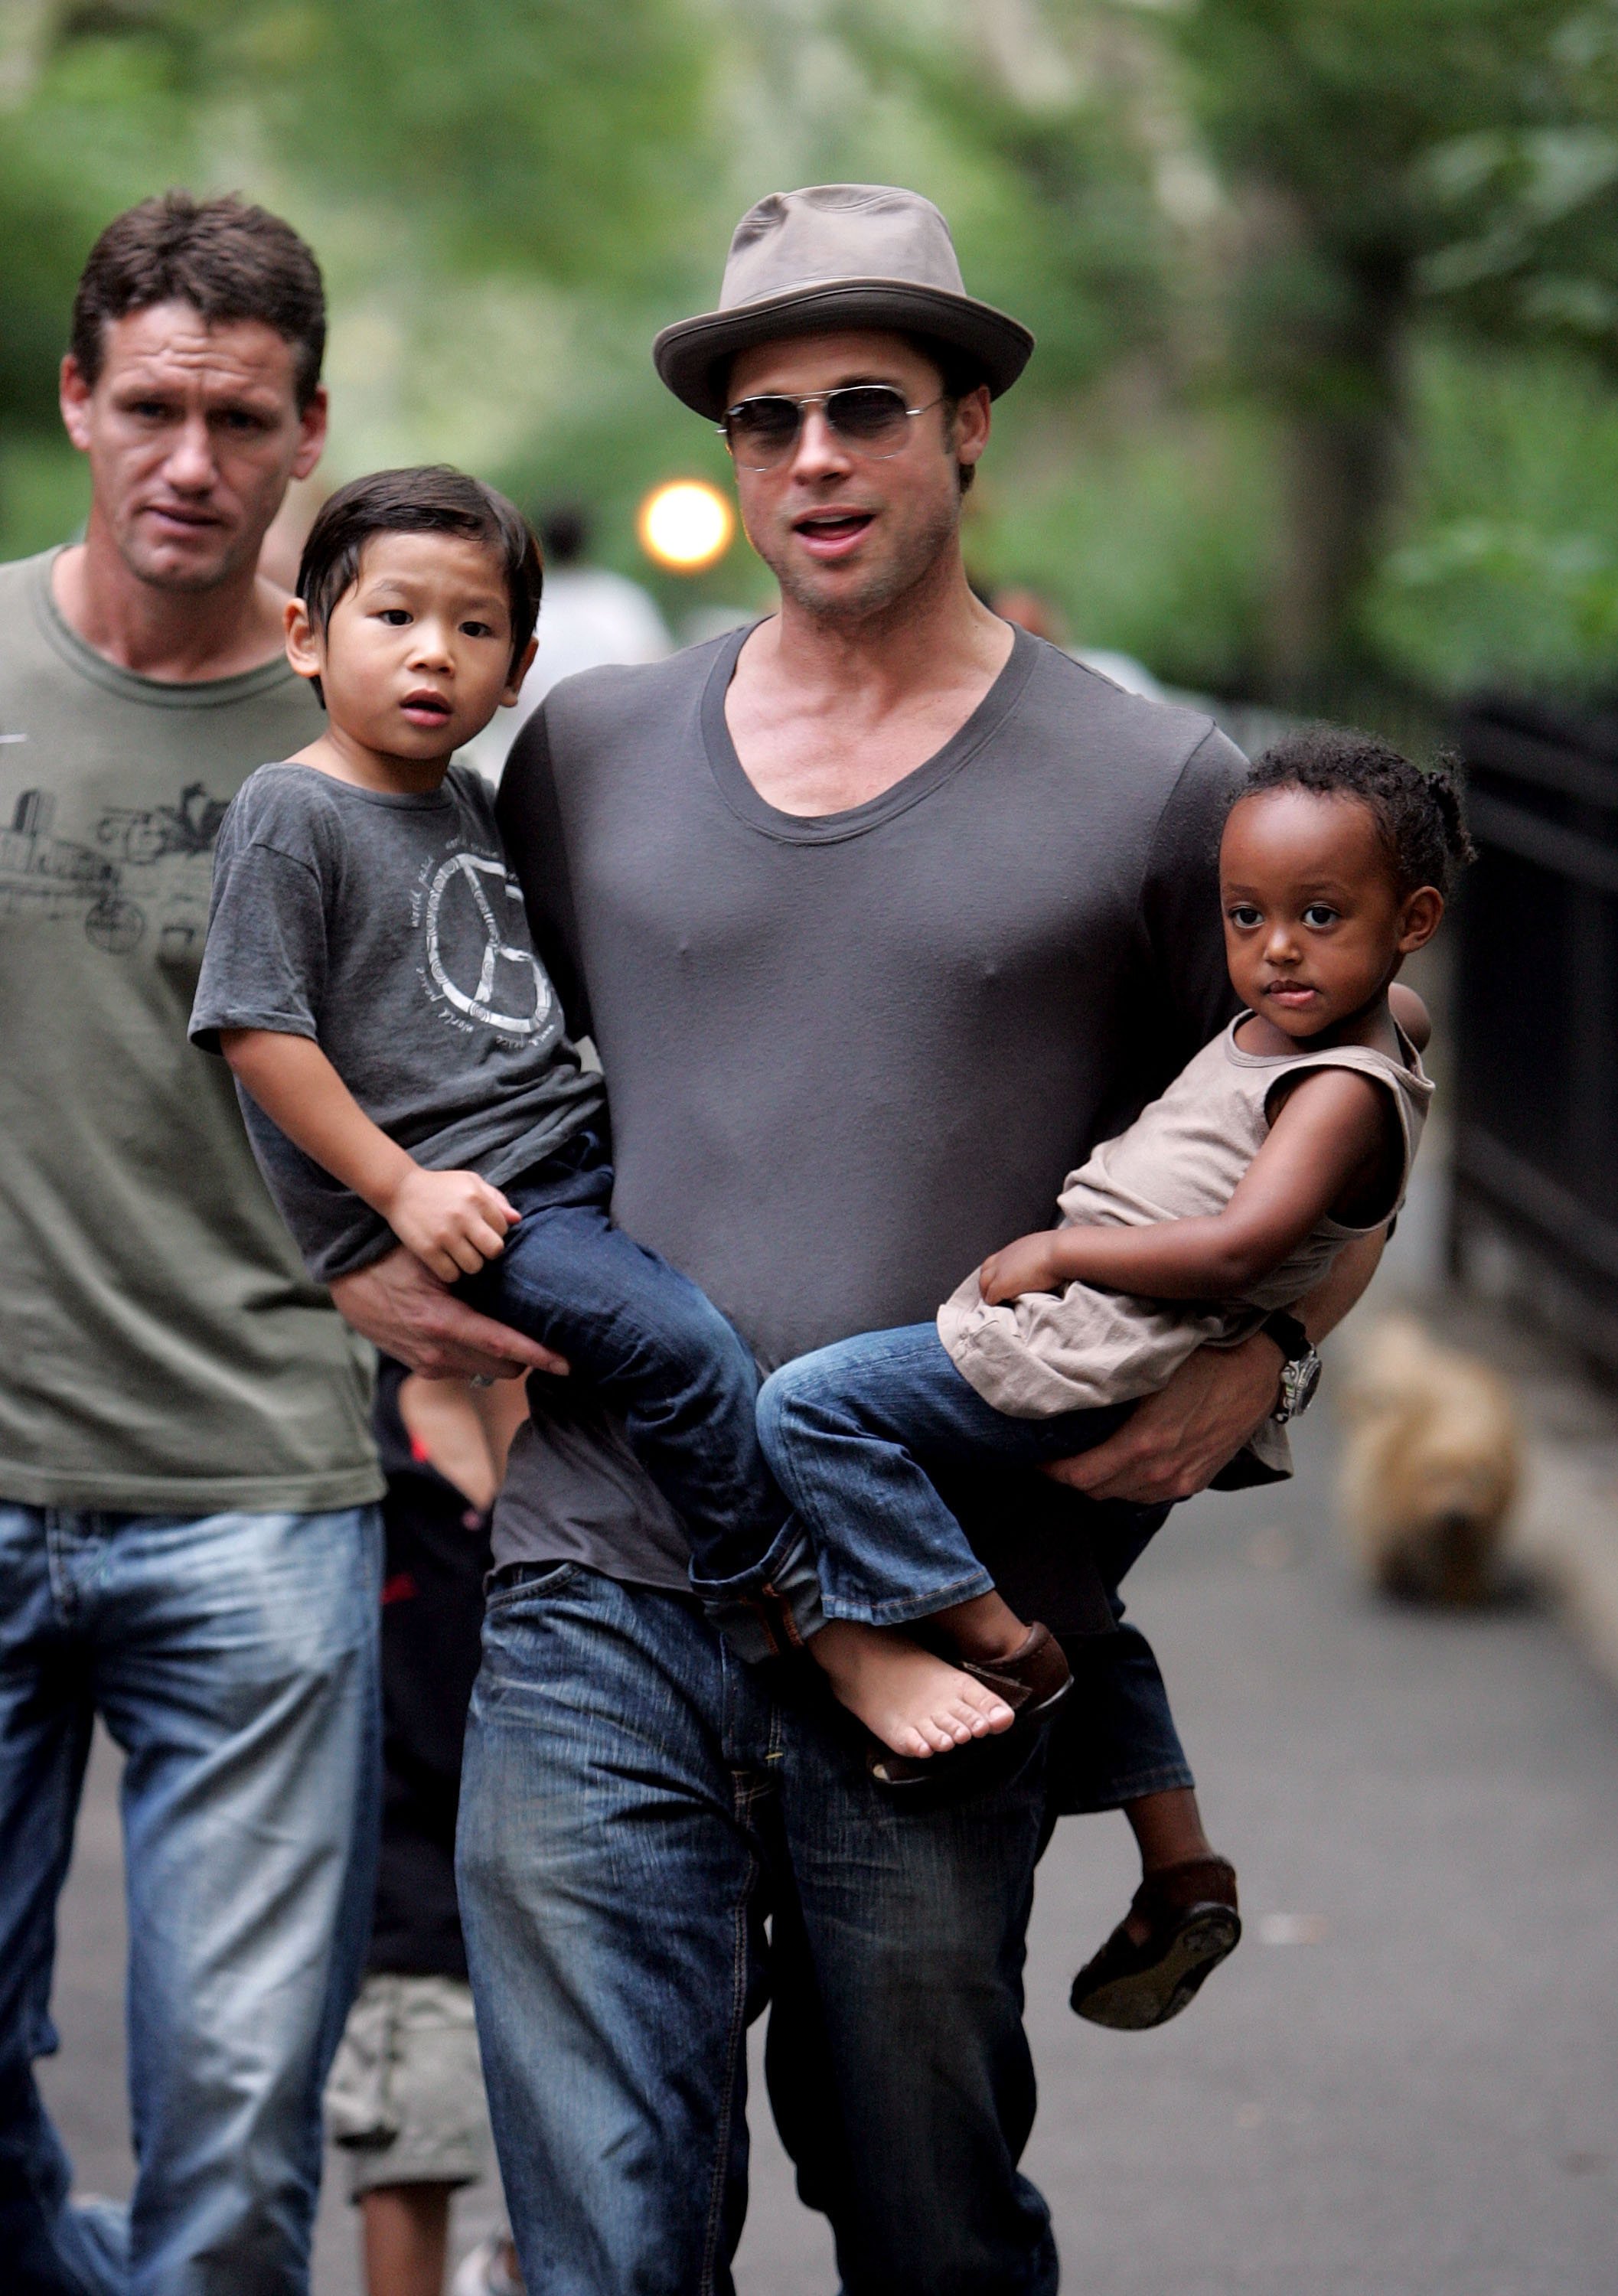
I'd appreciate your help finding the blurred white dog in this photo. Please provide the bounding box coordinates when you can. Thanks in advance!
[1338,1314,1521,1603]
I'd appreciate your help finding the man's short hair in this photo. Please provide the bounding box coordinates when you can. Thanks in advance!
[296,466,543,690]
[905,333,987,494]
[71,192,326,410]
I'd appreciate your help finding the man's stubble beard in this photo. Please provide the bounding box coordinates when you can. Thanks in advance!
[118,516,265,598]
[765,488,964,631]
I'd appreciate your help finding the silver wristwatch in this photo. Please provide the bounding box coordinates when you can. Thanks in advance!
[1264,1309,1322,1423]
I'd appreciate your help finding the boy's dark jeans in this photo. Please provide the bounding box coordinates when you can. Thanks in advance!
[455,1133,791,1583]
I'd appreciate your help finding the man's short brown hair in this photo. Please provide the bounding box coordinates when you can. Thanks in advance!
[70,192,326,409]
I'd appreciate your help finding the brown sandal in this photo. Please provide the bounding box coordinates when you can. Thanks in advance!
[867,1623,1072,1789]
[1068,1854,1241,2029]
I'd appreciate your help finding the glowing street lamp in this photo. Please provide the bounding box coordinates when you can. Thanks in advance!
[638,479,733,572]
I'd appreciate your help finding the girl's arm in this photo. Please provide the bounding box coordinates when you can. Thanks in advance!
[980,1065,1390,1306]
[220,1028,517,1282]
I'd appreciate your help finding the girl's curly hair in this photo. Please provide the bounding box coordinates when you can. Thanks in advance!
[1235,725,1476,899]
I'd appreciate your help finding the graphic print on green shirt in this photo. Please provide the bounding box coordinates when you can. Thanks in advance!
[0,549,380,1512]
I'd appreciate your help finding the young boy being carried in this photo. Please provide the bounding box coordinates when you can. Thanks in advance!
[190,465,804,1641]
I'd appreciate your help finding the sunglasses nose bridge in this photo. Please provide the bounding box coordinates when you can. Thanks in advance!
[795,398,854,466]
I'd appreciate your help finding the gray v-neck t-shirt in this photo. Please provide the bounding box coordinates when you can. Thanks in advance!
[491,623,1245,1616]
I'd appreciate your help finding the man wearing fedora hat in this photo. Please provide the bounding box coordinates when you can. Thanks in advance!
[332,184,1384,2292]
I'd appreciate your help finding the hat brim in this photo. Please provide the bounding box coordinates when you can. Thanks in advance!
[652,279,1035,419]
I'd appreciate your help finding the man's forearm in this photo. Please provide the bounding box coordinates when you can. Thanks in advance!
[1042,1225,1388,1505]
[329,1245,569,1382]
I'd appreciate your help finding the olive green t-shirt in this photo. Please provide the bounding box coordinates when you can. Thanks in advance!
[0,550,380,1512]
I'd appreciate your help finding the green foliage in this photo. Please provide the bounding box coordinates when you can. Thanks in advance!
[0,0,1616,700]
[967,394,1277,690]
[1364,337,1618,693]
[214,0,717,286]
[840,3,1175,393]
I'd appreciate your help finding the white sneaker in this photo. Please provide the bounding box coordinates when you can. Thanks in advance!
[452,2232,524,2296]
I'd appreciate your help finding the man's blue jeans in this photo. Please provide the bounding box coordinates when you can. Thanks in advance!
[458,1564,1058,2296]
[0,1503,382,2296]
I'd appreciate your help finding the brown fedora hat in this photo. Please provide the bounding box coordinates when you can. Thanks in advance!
[653,184,1034,419]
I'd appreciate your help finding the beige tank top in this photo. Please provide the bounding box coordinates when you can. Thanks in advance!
[938,1016,1434,1437]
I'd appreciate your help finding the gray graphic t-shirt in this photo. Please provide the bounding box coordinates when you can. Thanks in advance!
[0,549,379,1514]
[191,760,604,1280]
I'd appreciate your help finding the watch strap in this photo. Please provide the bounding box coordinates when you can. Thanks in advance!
[1261,1309,1312,1363]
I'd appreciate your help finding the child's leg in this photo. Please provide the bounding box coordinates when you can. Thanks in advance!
[458,1163,791,1589]
[756,1322,1128,1633]
[1057,1509,1239,2027]
[359,2183,451,2296]
[758,1326,1126,1761]
[1127,1787,1216,1883]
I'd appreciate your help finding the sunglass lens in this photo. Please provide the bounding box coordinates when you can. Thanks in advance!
[726,399,802,466]
[827,387,911,449]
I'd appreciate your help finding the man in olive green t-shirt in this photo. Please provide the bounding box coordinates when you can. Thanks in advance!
[0,193,546,2296]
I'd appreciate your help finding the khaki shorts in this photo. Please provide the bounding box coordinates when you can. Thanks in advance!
[325,1973,493,2200]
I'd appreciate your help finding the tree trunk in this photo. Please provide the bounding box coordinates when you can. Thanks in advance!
[1261,245,1411,698]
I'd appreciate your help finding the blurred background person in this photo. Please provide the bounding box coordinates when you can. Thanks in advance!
[325,1365,528,2296]
[460,504,670,781]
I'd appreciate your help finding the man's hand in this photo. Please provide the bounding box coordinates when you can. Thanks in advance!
[979,1231,1062,1306]
[383,1166,518,1282]
[1044,1332,1283,1504]
[329,1245,570,1383]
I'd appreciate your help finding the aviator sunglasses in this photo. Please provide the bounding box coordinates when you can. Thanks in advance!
[719,386,944,471]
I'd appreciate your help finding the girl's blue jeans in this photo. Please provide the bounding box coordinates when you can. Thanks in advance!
[756,1320,1134,1626]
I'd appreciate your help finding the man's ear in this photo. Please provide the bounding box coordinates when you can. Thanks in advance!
[59,354,93,454]
[1396,885,1444,954]
[292,386,328,484]
[502,634,539,705]
[953,383,992,473]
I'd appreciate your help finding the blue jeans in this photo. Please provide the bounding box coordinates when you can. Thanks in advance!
[0,1503,382,2296]
[458,1137,792,1587]
[457,1567,1057,2296]
[757,1321,1134,1627]
[755,1323,1194,1814]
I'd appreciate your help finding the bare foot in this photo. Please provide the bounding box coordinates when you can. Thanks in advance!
[811,1619,1016,1759]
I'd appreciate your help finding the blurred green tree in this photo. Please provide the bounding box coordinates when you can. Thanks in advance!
[1164,0,1618,690]
[0,0,719,433]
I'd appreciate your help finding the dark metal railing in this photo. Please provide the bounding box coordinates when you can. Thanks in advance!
[1450,693,1618,1365]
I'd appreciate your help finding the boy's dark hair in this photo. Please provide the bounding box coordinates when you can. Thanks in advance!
[295,467,543,702]
[1239,726,1477,899]
[71,192,326,410]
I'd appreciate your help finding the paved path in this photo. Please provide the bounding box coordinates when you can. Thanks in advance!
[41,1392,1618,2293]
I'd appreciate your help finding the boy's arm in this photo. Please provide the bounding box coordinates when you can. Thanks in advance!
[220,1028,517,1282]
[980,1065,1388,1306]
